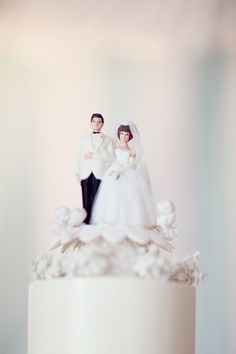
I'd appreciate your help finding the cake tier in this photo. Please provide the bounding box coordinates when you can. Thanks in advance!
[28,278,196,354]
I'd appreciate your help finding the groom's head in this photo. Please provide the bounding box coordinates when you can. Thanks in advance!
[90,113,104,132]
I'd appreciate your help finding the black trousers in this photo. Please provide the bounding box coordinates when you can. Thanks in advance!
[81,173,101,224]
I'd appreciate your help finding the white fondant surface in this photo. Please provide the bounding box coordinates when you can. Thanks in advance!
[28,278,196,354]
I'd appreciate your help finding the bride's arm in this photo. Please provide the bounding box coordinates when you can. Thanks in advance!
[110,152,136,180]
[119,153,136,172]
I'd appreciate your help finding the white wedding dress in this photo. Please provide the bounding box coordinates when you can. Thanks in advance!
[90,148,156,228]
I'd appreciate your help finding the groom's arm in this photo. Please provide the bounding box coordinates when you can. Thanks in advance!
[75,139,84,182]
[93,138,114,163]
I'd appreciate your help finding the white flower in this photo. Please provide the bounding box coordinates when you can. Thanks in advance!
[68,209,87,227]
[50,207,87,244]
[168,252,206,285]
[134,253,156,277]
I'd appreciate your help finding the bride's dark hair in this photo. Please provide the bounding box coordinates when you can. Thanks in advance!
[117,125,133,141]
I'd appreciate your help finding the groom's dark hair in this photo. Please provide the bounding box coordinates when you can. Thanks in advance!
[90,113,104,123]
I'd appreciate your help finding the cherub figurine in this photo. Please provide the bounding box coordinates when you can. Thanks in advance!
[76,113,113,223]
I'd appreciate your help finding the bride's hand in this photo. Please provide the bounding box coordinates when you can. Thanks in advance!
[109,170,120,180]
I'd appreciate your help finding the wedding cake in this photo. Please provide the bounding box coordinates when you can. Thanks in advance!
[28,201,203,354]
[28,120,204,354]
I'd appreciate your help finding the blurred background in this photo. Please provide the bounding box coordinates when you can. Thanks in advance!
[0,1,235,354]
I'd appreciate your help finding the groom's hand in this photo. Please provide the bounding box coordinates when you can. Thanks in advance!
[84,152,93,159]
[109,170,120,180]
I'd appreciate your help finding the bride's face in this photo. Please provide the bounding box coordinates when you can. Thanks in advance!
[119,131,130,143]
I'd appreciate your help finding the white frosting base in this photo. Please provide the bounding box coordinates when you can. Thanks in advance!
[32,240,203,284]
[28,278,196,354]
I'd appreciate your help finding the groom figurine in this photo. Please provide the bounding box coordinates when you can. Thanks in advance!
[76,113,113,224]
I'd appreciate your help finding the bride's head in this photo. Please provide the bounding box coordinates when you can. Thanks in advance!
[117,125,133,142]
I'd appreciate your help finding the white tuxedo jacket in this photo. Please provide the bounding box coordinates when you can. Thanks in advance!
[76,133,114,180]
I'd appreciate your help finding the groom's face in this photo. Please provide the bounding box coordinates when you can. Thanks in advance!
[91,117,104,132]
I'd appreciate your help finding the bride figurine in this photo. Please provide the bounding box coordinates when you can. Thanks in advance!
[90,121,157,228]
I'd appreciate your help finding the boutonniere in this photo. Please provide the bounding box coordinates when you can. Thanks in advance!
[100,132,105,139]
